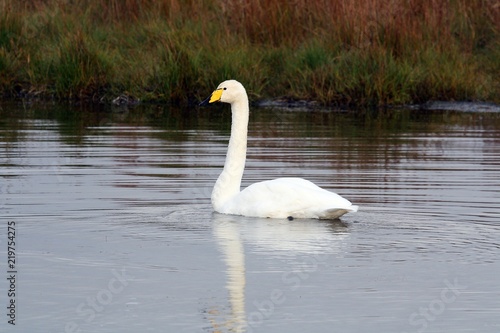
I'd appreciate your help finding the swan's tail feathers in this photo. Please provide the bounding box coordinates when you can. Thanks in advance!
[320,205,358,219]
[349,205,359,212]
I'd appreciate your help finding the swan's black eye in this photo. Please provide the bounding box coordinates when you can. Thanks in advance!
[223,87,227,90]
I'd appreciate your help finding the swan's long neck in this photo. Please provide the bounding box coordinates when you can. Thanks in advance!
[212,98,249,211]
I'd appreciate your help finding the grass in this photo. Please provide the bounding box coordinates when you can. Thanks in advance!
[0,0,498,107]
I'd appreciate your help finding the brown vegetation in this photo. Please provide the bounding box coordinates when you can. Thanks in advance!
[1,0,499,106]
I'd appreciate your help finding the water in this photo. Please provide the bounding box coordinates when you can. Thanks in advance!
[1,103,499,332]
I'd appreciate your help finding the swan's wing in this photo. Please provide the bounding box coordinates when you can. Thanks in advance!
[223,177,357,219]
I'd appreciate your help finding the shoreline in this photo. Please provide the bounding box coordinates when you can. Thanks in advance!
[1,1,498,109]
[2,94,499,113]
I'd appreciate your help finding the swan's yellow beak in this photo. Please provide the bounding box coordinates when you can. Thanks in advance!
[209,89,223,103]
[199,88,223,106]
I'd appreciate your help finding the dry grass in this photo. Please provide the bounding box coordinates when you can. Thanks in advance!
[0,0,499,106]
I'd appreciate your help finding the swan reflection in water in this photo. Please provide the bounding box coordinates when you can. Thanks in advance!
[208,213,350,332]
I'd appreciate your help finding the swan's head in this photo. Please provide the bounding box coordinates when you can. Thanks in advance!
[199,80,247,106]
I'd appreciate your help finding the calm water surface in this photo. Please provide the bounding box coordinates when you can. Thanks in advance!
[1,103,499,332]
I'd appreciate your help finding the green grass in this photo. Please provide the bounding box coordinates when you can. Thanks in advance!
[0,0,498,106]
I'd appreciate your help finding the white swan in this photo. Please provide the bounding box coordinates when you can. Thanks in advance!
[200,80,358,219]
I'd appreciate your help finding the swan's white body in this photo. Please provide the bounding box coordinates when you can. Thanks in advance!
[201,80,358,219]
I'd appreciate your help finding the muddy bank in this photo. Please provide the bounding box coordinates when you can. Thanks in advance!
[253,98,500,113]
[414,101,500,113]
[3,91,499,113]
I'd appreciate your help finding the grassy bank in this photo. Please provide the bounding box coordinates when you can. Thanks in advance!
[0,0,499,107]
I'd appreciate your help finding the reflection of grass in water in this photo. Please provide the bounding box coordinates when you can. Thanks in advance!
[0,0,498,106]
